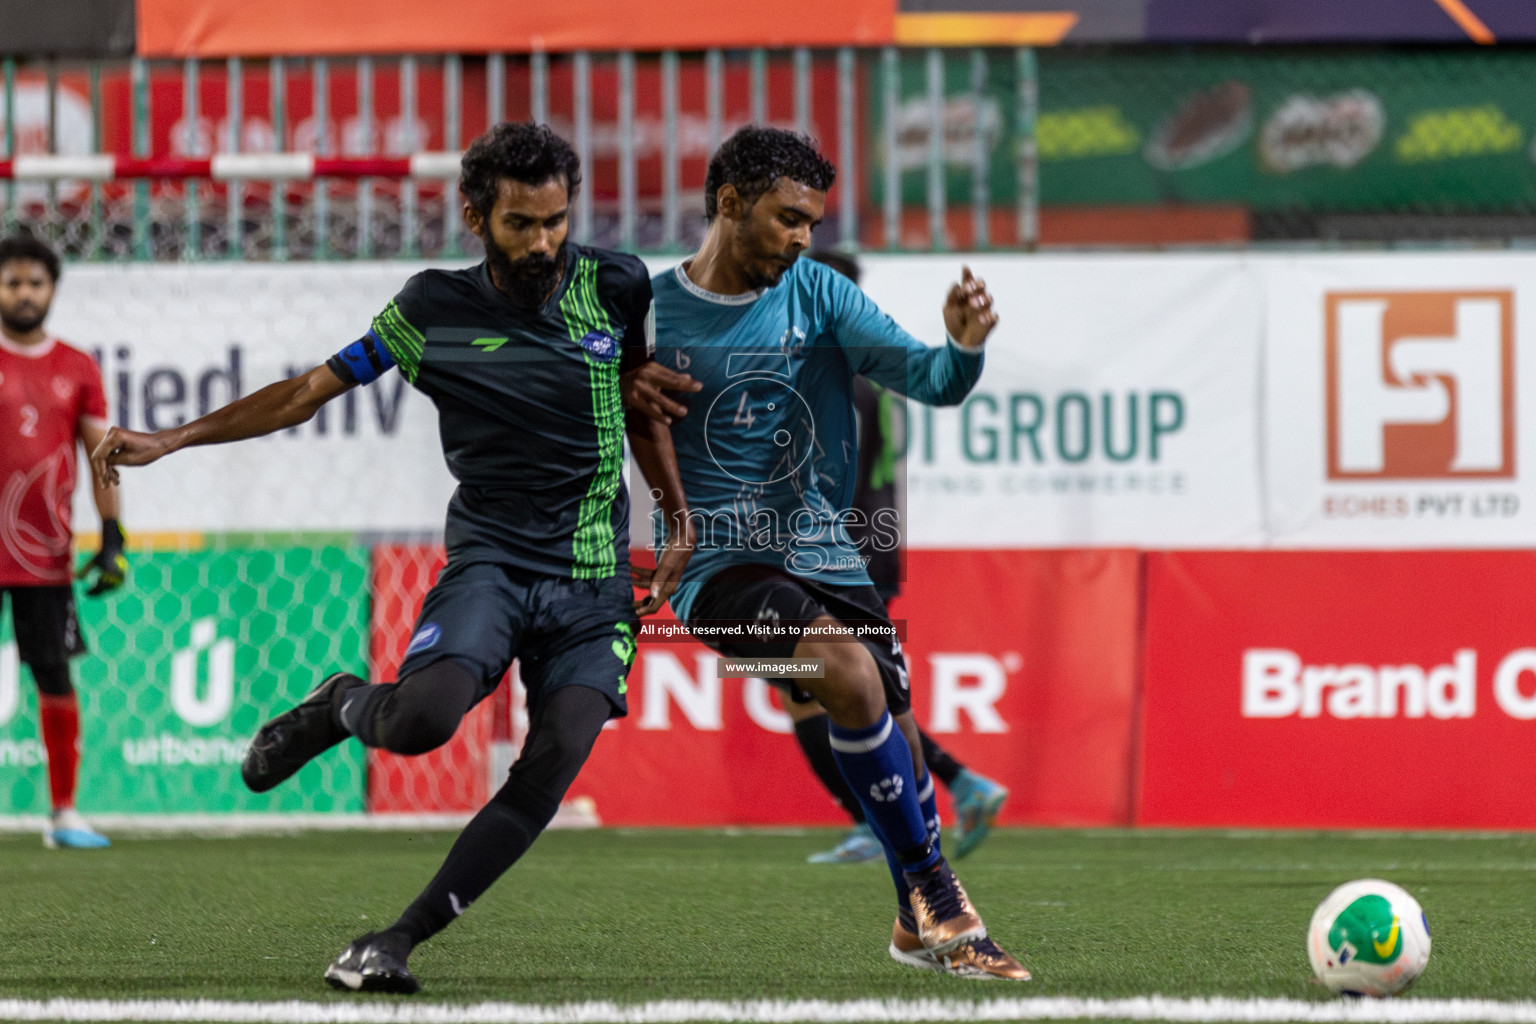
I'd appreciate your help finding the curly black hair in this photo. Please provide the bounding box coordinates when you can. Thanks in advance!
[0,232,61,283]
[459,122,582,218]
[704,126,836,221]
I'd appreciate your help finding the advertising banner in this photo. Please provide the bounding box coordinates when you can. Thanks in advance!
[51,262,459,536]
[55,250,1536,550]
[0,548,369,817]
[864,254,1265,548]
[52,254,1264,549]
[870,49,1536,211]
[1138,550,1536,830]
[1262,252,1536,547]
[135,0,893,57]
[573,549,1141,827]
[130,0,1534,57]
[898,0,1535,45]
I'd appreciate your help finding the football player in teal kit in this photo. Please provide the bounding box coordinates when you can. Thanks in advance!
[640,126,1026,981]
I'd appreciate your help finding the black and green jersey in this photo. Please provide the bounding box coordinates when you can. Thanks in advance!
[328,245,652,580]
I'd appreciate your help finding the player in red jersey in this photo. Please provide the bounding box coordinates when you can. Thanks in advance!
[0,233,127,849]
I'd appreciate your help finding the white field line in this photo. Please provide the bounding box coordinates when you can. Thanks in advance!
[3,998,1536,1024]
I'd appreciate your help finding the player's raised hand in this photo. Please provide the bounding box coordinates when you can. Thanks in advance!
[621,361,701,425]
[942,265,999,351]
[90,426,174,488]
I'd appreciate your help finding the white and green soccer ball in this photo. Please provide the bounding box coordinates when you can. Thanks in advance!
[1307,879,1431,997]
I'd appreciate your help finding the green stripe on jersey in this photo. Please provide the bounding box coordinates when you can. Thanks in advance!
[559,257,625,580]
[371,301,425,382]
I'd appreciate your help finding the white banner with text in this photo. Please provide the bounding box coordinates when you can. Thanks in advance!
[50,252,1536,547]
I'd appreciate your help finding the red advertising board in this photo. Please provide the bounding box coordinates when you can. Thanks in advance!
[1138,550,1536,829]
[571,549,1142,827]
[363,546,1140,827]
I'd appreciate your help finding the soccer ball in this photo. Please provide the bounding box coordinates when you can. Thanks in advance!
[1307,879,1431,997]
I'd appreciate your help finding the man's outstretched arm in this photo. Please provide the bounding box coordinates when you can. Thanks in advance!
[91,364,353,487]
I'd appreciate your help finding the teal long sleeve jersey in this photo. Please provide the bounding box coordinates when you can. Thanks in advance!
[651,256,985,622]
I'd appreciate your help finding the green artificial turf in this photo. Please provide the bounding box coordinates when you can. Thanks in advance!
[0,827,1532,1004]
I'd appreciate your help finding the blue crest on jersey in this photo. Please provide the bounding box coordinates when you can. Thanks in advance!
[406,623,441,655]
[580,330,620,361]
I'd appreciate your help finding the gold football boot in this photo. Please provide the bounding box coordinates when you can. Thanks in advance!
[891,918,1031,981]
[906,860,986,953]
[889,917,944,973]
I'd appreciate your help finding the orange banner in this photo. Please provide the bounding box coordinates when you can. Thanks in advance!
[136,0,896,57]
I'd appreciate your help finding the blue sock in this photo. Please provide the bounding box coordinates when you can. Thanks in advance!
[860,805,911,913]
[828,712,938,872]
[918,770,942,856]
[866,770,941,919]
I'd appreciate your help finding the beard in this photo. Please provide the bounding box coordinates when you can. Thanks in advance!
[0,303,46,334]
[734,221,798,290]
[487,240,566,308]
[752,255,795,289]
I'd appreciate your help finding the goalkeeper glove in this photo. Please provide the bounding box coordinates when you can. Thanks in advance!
[78,519,127,597]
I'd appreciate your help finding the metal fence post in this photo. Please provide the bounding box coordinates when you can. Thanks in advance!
[444,53,462,257]
[487,52,505,126]
[705,49,723,159]
[1017,46,1038,250]
[530,50,547,125]
[793,47,811,136]
[401,55,418,258]
[618,51,636,251]
[574,51,593,245]
[971,48,989,249]
[131,57,151,261]
[45,59,58,243]
[270,56,287,259]
[882,47,899,249]
[661,50,679,250]
[750,49,767,126]
[925,47,946,251]
[89,62,103,258]
[837,48,858,249]
[183,57,200,259]
[358,55,374,258]
[312,57,327,259]
[2,58,14,237]
[227,57,244,258]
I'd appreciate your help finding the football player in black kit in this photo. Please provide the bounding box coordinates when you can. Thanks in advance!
[92,123,694,994]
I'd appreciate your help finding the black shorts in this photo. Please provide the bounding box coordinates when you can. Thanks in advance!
[685,564,911,716]
[2,586,86,667]
[398,561,638,718]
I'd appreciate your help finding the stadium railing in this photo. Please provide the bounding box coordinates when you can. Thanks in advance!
[8,46,1536,259]
[0,48,1041,260]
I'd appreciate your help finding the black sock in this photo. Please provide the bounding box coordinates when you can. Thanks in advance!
[919,729,965,788]
[391,798,551,946]
[388,685,611,948]
[793,711,866,824]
